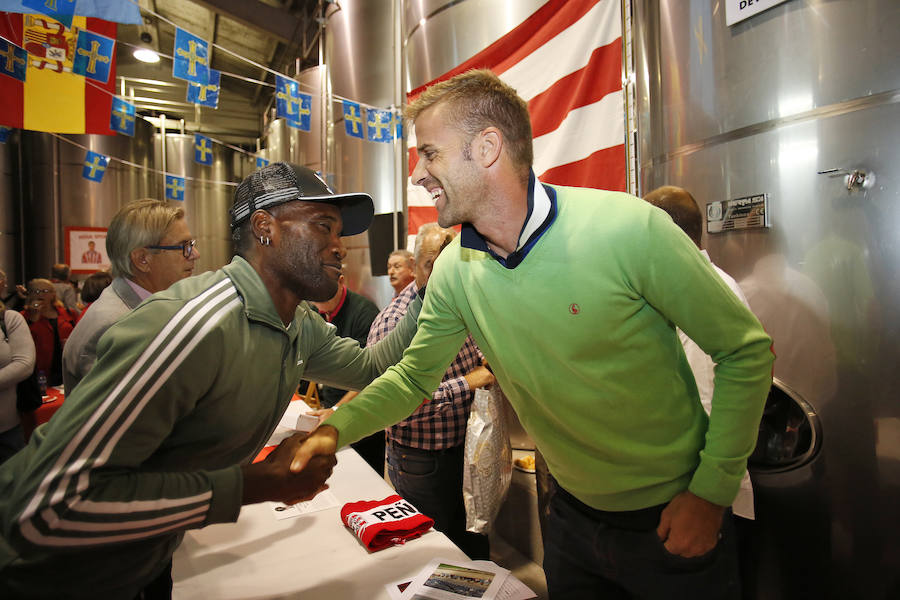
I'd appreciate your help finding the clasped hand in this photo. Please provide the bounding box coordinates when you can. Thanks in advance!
[241,432,337,506]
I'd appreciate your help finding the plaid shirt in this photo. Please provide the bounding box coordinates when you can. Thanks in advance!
[368,281,483,450]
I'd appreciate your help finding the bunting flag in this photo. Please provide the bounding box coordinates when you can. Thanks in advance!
[172,27,209,85]
[0,1,141,24]
[0,126,12,143]
[21,0,75,28]
[255,157,268,168]
[286,91,312,132]
[342,101,364,139]
[187,68,219,107]
[394,114,403,141]
[82,150,108,182]
[275,75,300,122]
[0,38,27,82]
[367,108,394,143]
[165,175,185,201]
[406,0,626,239]
[194,134,213,166]
[72,29,115,84]
[0,13,116,134]
[109,97,135,136]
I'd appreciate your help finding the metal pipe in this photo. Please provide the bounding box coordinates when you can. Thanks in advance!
[160,113,167,192]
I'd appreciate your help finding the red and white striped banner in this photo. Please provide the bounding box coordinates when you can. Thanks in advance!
[406,0,626,245]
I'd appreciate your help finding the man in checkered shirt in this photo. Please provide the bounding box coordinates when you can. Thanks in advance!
[370,223,495,559]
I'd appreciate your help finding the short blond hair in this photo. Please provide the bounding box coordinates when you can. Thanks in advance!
[107,199,185,278]
[405,69,533,183]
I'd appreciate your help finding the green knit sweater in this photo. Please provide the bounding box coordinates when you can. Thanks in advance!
[329,186,773,511]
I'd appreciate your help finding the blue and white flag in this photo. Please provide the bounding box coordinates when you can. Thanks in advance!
[73,29,116,84]
[0,1,142,24]
[194,134,213,166]
[342,101,364,139]
[367,108,394,143]
[0,39,27,83]
[82,151,108,182]
[110,97,136,136]
[286,92,312,132]
[187,69,220,108]
[0,126,13,143]
[173,28,209,85]
[275,75,300,122]
[21,0,75,28]
[165,175,185,201]
[256,157,269,168]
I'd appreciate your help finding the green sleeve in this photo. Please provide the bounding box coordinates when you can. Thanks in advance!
[0,299,242,555]
[302,294,422,390]
[634,208,774,505]
[327,257,470,447]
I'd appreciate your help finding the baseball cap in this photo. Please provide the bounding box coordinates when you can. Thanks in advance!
[230,162,374,236]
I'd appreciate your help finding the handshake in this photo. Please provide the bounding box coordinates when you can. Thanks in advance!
[240,426,340,506]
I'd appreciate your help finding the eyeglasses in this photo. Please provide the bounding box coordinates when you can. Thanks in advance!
[146,239,196,258]
[28,288,53,295]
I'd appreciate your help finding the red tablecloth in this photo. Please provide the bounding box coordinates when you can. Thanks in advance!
[22,387,65,441]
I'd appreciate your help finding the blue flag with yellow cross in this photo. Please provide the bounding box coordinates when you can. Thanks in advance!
[110,97,136,136]
[82,151,108,182]
[165,175,185,201]
[367,108,394,143]
[187,69,220,108]
[194,134,213,166]
[342,101,364,139]
[173,28,209,85]
[73,29,116,84]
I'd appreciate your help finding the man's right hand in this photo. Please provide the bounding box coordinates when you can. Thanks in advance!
[241,432,337,506]
[290,425,338,473]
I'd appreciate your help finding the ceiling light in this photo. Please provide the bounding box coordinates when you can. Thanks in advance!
[133,48,160,63]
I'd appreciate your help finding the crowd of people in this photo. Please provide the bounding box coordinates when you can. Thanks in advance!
[0,69,772,600]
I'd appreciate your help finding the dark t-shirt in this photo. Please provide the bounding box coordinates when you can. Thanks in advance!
[316,290,379,408]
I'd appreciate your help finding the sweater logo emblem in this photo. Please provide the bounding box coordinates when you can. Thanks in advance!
[569,303,580,315]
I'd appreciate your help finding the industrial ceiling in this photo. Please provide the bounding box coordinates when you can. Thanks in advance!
[116,0,327,145]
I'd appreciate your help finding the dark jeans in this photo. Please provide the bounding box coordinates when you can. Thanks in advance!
[544,485,739,600]
[387,440,490,560]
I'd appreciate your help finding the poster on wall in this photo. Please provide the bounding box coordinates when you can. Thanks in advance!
[65,226,110,274]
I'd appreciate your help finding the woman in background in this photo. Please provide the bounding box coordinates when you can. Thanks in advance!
[0,299,37,464]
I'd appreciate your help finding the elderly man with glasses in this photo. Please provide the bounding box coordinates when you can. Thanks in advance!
[62,198,200,394]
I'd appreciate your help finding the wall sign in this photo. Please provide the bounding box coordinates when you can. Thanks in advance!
[66,227,110,274]
[726,0,790,26]
[707,194,770,233]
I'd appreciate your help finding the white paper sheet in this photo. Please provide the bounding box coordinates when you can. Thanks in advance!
[269,489,340,520]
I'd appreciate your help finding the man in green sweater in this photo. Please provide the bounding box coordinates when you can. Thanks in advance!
[0,163,423,599]
[294,71,774,599]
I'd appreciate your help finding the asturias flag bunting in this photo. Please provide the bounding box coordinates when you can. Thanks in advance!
[22,0,75,28]
[194,134,213,166]
[73,28,115,84]
[0,12,117,134]
[342,101,364,139]
[256,157,268,168]
[187,68,219,108]
[110,97,135,136]
[366,108,393,143]
[173,27,209,85]
[82,150,108,182]
[286,92,312,131]
[165,175,185,201]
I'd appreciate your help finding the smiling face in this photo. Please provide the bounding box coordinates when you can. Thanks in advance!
[411,102,486,229]
[269,201,345,302]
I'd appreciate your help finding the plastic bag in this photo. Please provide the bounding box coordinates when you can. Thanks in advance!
[463,385,512,534]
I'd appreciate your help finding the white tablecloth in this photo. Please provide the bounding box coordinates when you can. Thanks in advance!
[173,446,468,599]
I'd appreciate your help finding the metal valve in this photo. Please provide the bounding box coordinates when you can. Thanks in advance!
[817,167,875,191]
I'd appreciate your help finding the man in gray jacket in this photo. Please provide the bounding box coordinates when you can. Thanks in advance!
[62,199,200,394]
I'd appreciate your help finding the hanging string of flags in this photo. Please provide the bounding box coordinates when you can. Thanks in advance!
[1,0,405,200]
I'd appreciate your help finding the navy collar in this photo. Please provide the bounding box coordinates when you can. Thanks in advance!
[460,171,557,269]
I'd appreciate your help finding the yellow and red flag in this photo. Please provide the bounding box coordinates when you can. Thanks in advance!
[0,12,116,134]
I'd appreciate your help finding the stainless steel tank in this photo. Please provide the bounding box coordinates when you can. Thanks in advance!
[152,133,234,275]
[19,118,157,281]
[633,0,900,597]
[0,132,20,284]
